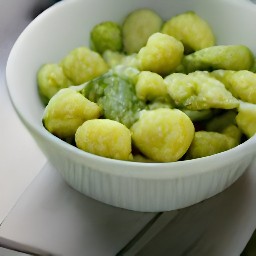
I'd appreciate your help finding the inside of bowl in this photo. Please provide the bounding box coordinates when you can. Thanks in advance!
[6,0,256,135]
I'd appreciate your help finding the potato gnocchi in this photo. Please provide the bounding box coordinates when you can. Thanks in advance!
[131,108,195,162]
[38,8,256,162]
[75,119,133,161]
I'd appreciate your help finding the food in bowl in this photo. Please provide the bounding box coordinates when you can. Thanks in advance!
[6,0,256,212]
[38,8,256,163]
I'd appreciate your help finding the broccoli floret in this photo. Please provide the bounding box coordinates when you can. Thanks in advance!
[90,21,123,54]
[81,66,146,128]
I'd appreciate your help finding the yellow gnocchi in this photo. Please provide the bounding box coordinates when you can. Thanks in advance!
[137,32,184,76]
[61,47,108,85]
[130,108,195,162]
[39,8,256,162]
[43,88,102,140]
[135,71,169,101]
[75,119,133,161]
[162,11,215,53]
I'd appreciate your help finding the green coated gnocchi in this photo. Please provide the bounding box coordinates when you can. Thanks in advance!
[138,32,184,76]
[39,8,256,162]
[135,71,169,101]
[131,108,195,162]
[37,63,72,105]
[179,45,254,73]
[236,101,256,138]
[75,119,132,161]
[211,70,256,104]
[164,71,239,110]
[162,11,215,53]
[43,88,102,140]
[61,47,109,85]
[90,21,123,54]
[185,128,240,160]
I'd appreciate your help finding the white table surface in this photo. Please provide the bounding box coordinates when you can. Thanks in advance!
[0,0,47,225]
[1,1,256,256]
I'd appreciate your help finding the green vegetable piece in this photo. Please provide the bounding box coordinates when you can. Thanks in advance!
[162,11,215,53]
[122,8,163,54]
[165,71,239,110]
[82,66,145,128]
[61,47,108,85]
[82,65,139,102]
[81,72,111,103]
[90,21,123,54]
[37,63,72,105]
[138,32,184,76]
[43,88,102,140]
[212,70,256,104]
[180,45,254,73]
[236,101,256,138]
[98,77,145,128]
[185,129,240,160]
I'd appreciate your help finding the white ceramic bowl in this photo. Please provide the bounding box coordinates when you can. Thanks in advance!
[6,0,256,212]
